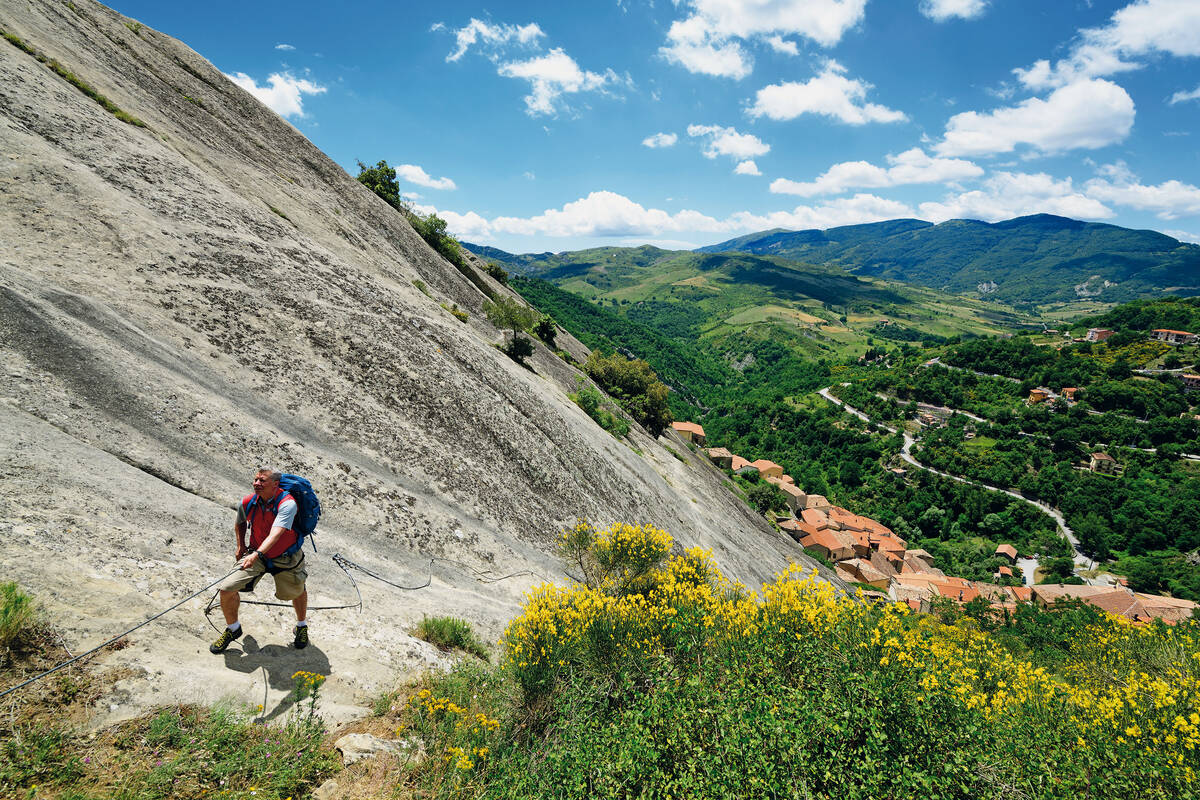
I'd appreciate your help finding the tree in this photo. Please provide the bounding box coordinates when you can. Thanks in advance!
[747,482,789,515]
[1039,556,1076,583]
[534,313,558,347]
[356,160,402,211]
[484,297,537,363]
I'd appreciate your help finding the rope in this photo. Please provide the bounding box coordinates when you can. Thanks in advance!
[0,568,240,700]
[3,549,546,698]
[202,552,365,634]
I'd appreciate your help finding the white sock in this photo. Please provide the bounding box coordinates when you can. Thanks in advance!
[227,622,241,633]
[296,620,308,628]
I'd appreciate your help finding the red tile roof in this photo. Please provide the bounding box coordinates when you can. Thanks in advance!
[672,421,705,436]
[994,543,1018,560]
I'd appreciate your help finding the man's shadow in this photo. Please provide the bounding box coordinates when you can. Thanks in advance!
[221,635,333,722]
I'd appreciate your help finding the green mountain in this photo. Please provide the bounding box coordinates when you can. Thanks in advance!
[468,242,1037,361]
[698,214,1200,308]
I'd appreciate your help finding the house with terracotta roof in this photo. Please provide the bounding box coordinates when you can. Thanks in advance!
[1027,584,1198,624]
[995,565,1014,580]
[706,447,733,469]
[994,543,1018,562]
[1153,329,1196,345]
[799,529,859,562]
[671,421,706,445]
[1086,328,1114,342]
[1061,387,1079,401]
[837,558,891,589]
[778,518,820,543]
[1089,452,1120,474]
[1182,374,1200,393]
[1028,387,1051,404]
[750,459,784,479]
[803,494,831,511]
[801,507,836,531]
[764,477,807,512]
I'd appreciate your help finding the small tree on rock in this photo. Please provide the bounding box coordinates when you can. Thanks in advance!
[484,296,537,363]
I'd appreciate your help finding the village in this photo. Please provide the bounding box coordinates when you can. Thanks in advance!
[670,420,1198,626]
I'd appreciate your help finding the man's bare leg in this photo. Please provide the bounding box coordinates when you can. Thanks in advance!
[219,589,240,626]
[292,590,308,622]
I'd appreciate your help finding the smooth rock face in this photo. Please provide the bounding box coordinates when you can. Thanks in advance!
[0,0,837,725]
[335,733,418,765]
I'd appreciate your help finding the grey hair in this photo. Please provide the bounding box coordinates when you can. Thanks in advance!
[254,468,282,482]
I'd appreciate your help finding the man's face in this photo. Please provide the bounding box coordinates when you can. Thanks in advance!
[252,472,279,499]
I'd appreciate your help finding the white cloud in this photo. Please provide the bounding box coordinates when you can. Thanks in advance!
[730,194,915,231]
[687,124,770,160]
[1162,229,1200,244]
[427,190,912,242]
[642,132,679,148]
[498,48,624,116]
[660,0,867,78]
[747,60,906,124]
[935,78,1134,156]
[659,21,753,79]
[1015,0,1200,90]
[1170,85,1200,104]
[765,35,799,55]
[225,72,326,118]
[491,191,728,237]
[920,0,989,22]
[1084,173,1200,219]
[442,18,544,62]
[523,171,536,180]
[401,191,422,201]
[734,160,762,175]
[275,43,295,51]
[395,164,457,191]
[771,148,982,196]
[919,171,1114,222]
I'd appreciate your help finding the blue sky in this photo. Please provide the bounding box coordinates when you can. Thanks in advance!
[110,0,1200,254]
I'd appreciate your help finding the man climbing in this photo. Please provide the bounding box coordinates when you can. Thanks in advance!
[210,468,309,653]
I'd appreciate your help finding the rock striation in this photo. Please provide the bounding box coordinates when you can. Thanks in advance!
[0,0,831,724]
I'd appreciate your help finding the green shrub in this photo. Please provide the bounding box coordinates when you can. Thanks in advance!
[416,616,489,661]
[746,481,789,515]
[484,262,509,285]
[570,378,630,438]
[583,351,672,436]
[412,278,429,296]
[398,529,1200,800]
[441,302,469,322]
[0,581,37,649]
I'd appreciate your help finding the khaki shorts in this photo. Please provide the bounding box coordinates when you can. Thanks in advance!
[218,551,307,601]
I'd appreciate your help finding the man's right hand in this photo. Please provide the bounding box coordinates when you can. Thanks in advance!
[236,546,248,560]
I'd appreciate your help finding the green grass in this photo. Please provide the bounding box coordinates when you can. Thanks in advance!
[964,435,998,451]
[267,204,292,223]
[0,581,37,649]
[1,29,147,127]
[415,616,489,661]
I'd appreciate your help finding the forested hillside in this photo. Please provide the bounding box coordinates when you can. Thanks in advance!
[699,214,1200,308]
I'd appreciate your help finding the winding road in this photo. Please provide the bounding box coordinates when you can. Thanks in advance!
[818,385,1105,583]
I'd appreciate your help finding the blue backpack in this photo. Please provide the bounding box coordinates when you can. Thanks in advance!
[244,474,322,557]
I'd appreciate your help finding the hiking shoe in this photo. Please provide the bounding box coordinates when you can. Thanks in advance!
[209,626,243,654]
[293,625,309,650]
